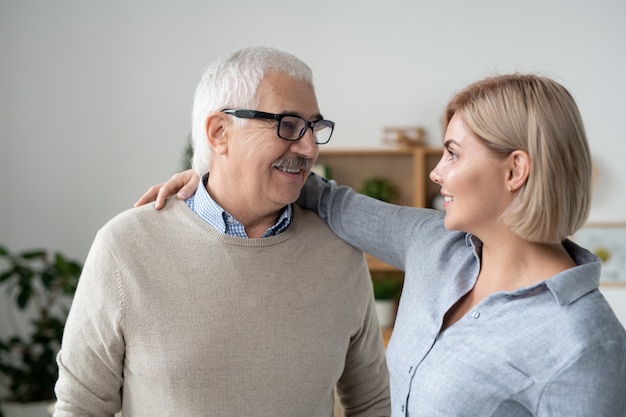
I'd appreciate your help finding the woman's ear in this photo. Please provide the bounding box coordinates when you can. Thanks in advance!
[206,112,230,155]
[507,150,530,192]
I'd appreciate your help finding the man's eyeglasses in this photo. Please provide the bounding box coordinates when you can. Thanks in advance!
[222,109,335,144]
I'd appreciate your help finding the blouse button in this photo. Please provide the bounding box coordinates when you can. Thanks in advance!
[472,311,480,319]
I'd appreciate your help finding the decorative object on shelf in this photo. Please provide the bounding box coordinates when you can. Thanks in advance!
[371,275,402,329]
[0,246,82,413]
[383,126,425,148]
[573,223,626,285]
[359,178,397,203]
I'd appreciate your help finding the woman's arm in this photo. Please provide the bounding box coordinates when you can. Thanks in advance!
[297,173,438,270]
[133,171,439,270]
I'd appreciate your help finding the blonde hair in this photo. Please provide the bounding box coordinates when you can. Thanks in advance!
[444,74,592,243]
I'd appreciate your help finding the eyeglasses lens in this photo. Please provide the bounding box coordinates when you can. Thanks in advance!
[278,116,332,144]
[313,121,333,144]
[278,116,305,140]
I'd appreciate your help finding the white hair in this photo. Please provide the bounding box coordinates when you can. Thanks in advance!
[190,46,314,175]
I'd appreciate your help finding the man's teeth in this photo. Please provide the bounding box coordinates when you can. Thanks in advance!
[278,166,301,173]
[444,196,453,202]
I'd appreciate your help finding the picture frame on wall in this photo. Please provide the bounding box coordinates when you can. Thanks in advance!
[573,223,626,286]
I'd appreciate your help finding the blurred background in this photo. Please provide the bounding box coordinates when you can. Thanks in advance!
[1,0,625,328]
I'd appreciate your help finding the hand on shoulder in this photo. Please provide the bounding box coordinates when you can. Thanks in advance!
[134,170,200,209]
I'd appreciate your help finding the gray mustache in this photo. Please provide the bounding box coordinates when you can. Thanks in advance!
[272,156,311,170]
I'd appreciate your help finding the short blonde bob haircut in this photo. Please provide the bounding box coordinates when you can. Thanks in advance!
[443,74,592,244]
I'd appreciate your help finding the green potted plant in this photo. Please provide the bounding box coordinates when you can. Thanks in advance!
[0,245,82,416]
[359,178,397,203]
[371,274,402,329]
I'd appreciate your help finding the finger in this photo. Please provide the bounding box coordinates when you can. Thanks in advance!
[134,184,164,208]
[134,170,200,210]
[153,171,194,209]
[177,170,201,200]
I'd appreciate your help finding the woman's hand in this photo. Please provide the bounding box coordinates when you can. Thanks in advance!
[134,170,200,209]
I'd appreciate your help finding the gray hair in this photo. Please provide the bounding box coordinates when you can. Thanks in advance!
[191,47,314,175]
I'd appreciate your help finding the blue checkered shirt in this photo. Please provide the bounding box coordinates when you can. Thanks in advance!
[185,173,292,238]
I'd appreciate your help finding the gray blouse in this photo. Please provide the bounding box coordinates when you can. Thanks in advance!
[298,174,626,416]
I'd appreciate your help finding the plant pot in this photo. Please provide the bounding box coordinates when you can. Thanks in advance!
[375,299,396,329]
[0,401,54,417]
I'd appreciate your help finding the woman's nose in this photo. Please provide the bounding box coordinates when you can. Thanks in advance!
[429,165,442,184]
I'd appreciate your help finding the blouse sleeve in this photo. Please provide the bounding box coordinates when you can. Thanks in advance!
[297,173,441,271]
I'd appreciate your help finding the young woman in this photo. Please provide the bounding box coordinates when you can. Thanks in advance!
[137,74,626,416]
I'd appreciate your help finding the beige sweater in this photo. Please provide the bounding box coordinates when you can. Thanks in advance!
[54,200,390,416]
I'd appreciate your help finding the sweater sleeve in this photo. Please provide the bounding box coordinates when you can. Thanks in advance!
[335,293,391,417]
[54,231,125,417]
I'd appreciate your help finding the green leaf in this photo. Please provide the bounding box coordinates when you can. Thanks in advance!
[0,245,83,402]
[372,277,402,300]
[41,270,56,289]
[359,178,397,202]
[16,286,32,309]
[0,270,13,283]
[20,249,47,260]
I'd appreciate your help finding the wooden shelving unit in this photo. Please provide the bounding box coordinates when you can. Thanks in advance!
[317,147,443,273]
[317,147,443,208]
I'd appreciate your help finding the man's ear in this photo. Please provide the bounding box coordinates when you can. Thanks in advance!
[206,112,230,155]
[507,150,530,192]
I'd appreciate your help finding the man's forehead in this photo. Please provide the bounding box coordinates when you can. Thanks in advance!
[256,74,321,119]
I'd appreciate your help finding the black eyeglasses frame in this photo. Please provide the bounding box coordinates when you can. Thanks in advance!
[221,109,334,144]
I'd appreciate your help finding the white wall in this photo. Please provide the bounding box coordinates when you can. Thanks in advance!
[1,0,625,325]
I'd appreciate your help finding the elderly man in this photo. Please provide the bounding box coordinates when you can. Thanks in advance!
[54,47,390,416]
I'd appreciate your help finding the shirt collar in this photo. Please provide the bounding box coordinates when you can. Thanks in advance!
[465,233,601,306]
[185,173,293,238]
[545,239,601,305]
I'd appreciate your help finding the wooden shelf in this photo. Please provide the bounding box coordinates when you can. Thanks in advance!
[382,327,393,347]
[317,147,443,208]
[366,254,399,272]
